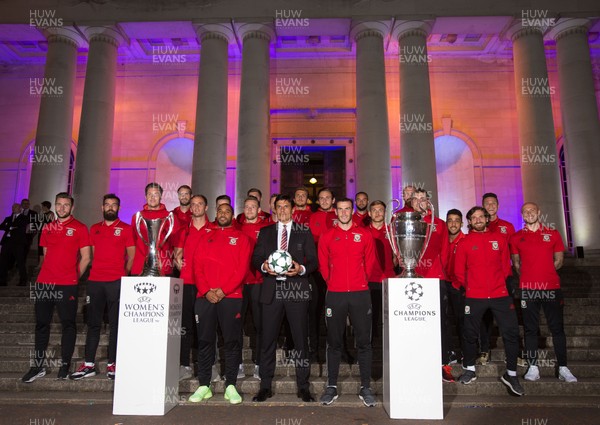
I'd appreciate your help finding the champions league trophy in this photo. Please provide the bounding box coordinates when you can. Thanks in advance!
[135,212,175,276]
[385,198,434,278]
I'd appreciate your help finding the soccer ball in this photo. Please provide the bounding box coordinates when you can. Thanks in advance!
[267,250,293,274]
[405,281,424,302]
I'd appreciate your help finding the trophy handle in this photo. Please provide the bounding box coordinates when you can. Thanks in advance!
[135,212,150,247]
[157,212,175,249]
[385,199,402,259]
[418,200,436,267]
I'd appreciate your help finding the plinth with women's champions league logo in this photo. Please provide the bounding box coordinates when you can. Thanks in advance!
[383,200,442,420]
[113,212,183,415]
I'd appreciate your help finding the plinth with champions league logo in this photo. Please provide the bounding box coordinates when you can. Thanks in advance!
[113,213,183,416]
[383,200,443,420]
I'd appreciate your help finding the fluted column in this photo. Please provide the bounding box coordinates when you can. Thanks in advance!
[548,19,600,251]
[393,21,438,210]
[351,21,392,204]
[29,27,84,208]
[235,24,274,214]
[192,24,232,218]
[72,26,126,226]
[508,23,566,242]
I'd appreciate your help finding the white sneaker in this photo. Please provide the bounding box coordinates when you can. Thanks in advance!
[179,365,193,381]
[253,364,260,380]
[237,363,245,379]
[211,364,221,382]
[558,366,577,383]
[524,365,540,381]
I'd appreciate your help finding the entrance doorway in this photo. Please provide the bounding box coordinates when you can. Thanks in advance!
[270,138,356,207]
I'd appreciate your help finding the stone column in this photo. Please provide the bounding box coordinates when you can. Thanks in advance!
[393,21,438,210]
[508,23,566,242]
[72,26,126,226]
[235,24,274,213]
[351,21,392,203]
[192,24,232,218]
[548,19,600,251]
[29,27,84,208]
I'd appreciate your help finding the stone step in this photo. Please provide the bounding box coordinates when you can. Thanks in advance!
[2,373,598,397]
[1,391,599,409]
[488,347,600,362]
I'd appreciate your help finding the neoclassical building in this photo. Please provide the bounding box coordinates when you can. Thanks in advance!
[0,0,599,252]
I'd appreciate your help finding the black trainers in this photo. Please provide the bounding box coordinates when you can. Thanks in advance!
[319,386,338,405]
[500,372,525,396]
[458,370,477,384]
[57,363,70,380]
[70,363,97,380]
[359,387,377,407]
[21,367,46,383]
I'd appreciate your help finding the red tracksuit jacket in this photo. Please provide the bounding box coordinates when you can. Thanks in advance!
[318,223,377,292]
[454,229,512,299]
[193,226,252,298]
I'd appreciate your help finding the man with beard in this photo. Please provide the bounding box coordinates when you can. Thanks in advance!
[510,202,577,383]
[189,203,251,405]
[239,196,270,379]
[411,189,454,382]
[318,198,377,407]
[172,185,192,227]
[292,187,312,225]
[251,194,318,403]
[174,194,210,380]
[21,193,90,383]
[352,192,371,227]
[398,185,416,213]
[455,207,524,396]
[70,194,134,381]
[130,183,178,276]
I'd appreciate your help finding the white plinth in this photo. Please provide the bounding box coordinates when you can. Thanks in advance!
[383,278,443,420]
[113,276,183,416]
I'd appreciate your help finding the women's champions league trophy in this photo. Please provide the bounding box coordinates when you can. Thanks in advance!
[385,198,434,278]
[134,211,175,276]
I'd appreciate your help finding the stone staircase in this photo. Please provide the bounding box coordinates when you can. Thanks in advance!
[0,260,599,407]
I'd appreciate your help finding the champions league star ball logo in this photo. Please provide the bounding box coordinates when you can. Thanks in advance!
[405,281,424,302]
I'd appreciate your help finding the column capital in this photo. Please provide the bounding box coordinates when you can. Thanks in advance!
[235,23,275,43]
[193,23,234,44]
[503,21,543,42]
[546,18,590,41]
[350,21,390,41]
[43,26,86,48]
[392,20,433,42]
[80,25,128,47]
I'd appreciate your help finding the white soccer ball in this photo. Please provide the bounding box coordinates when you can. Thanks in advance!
[267,249,293,274]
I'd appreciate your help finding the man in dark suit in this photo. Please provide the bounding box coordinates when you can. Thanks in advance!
[251,194,318,403]
[0,203,29,285]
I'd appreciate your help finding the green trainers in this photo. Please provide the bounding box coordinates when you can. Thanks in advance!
[224,384,242,405]
[189,385,212,403]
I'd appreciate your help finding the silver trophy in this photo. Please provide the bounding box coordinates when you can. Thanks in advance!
[135,211,175,276]
[385,199,434,278]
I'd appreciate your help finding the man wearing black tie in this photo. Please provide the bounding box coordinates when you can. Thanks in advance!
[251,194,318,403]
[0,203,29,286]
